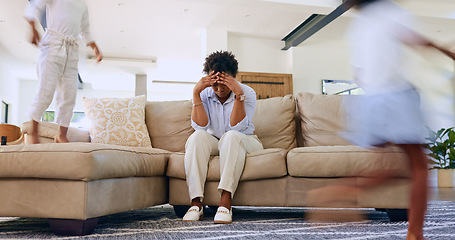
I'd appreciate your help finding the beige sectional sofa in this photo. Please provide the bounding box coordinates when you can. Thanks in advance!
[0,92,411,235]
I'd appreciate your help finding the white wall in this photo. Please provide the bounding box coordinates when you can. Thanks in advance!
[0,51,21,125]
[228,34,292,74]
[227,33,351,95]
[291,39,352,94]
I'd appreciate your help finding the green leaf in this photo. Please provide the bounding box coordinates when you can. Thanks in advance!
[429,153,441,161]
[428,159,439,166]
[448,130,455,145]
[437,128,446,138]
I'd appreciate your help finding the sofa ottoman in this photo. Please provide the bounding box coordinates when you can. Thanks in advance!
[0,142,169,235]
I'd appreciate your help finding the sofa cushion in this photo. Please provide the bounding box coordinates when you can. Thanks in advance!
[21,121,90,143]
[145,100,194,153]
[253,95,296,150]
[0,143,169,181]
[287,145,411,178]
[296,92,351,146]
[82,95,152,147]
[167,148,288,181]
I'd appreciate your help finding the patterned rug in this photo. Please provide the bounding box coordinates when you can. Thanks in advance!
[0,200,454,240]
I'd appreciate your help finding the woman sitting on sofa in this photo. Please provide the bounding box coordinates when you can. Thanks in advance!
[182,50,263,224]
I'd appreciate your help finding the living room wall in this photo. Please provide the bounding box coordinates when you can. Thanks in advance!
[227,31,454,130]
[0,51,21,125]
[228,34,292,75]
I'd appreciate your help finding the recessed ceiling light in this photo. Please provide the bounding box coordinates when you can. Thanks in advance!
[0,20,5,23]
[184,8,189,12]
[245,14,251,18]
[118,2,124,6]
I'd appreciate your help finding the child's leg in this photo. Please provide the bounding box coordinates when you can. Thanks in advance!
[54,42,79,143]
[399,144,428,240]
[29,120,40,144]
[28,32,66,144]
[55,126,69,143]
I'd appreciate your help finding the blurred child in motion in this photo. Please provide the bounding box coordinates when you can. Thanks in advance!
[310,0,455,239]
[24,0,102,144]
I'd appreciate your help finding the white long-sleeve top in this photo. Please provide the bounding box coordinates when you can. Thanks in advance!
[191,83,256,139]
[24,0,93,45]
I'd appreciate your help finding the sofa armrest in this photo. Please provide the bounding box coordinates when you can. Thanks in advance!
[21,121,90,144]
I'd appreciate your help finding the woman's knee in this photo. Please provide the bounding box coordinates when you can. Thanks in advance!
[188,130,210,142]
[220,130,242,143]
[185,130,211,149]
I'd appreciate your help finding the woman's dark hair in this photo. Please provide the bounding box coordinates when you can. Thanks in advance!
[203,50,238,77]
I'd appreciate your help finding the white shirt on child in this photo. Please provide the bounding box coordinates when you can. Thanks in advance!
[347,0,425,95]
[24,0,93,44]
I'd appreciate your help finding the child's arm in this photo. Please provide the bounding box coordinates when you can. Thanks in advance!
[427,42,455,61]
[24,0,49,46]
[400,27,455,61]
[88,42,103,62]
[28,20,41,46]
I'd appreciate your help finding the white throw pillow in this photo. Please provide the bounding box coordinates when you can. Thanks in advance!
[82,95,152,147]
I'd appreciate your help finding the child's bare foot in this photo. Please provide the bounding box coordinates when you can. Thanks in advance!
[55,126,70,143]
[305,209,367,223]
[29,120,40,144]
[28,133,40,144]
[406,232,427,240]
[54,136,69,143]
[306,185,360,207]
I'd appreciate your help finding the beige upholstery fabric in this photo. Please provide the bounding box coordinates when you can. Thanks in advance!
[21,121,90,143]
[296,92,351,146]
[82,95,152,147]
[169,178,288,207]
[0,177,168,219]
[253,95,296,150]
[286,177,410,209]
[287,145,411,178]
[169,177,410,208]
[167,148,288,181]
[0,143,169,181]
[145,100,193,153]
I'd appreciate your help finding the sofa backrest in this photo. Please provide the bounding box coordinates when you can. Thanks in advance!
[295,92,351,147]
[145,100,194,153]
[144,95,297,152]
[253,95,297,150]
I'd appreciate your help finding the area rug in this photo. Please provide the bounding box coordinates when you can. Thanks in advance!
[0,200,454,239]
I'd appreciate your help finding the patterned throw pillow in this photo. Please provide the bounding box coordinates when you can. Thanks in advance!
[82,95,152,147]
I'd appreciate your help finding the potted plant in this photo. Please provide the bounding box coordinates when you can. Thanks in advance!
[426,127,455,187]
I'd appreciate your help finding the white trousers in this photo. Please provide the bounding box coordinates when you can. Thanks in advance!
[184,130,264,201]
[29,29,79,127]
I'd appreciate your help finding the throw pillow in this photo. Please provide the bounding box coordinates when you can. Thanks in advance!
[82,95,152,147]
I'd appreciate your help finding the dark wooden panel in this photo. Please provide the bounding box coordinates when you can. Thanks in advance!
[237,72,293,99]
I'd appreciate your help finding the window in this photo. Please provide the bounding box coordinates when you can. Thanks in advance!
[42,110,87,128]
[322,80,364,95]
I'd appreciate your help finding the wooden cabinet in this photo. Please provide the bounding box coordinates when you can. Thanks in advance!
[236,72,293,99]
